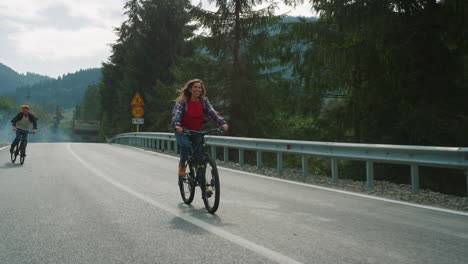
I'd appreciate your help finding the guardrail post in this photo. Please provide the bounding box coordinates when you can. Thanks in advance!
[277,153,283,172]
[168,141,172,152]
[156,140,160,150]
[302,155,309,177]
[224,147,229,163]
[411,165,419,194]
[366,161,374,189]
[211,146,216,160]
[465,170,468,197]
[257,151,262,169]
[239,149,245,167]
[331,158,339,183]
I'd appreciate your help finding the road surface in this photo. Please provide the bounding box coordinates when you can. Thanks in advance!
[0,143,467,264]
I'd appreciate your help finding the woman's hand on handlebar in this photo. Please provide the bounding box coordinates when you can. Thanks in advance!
[175,126,183,134]
[221,124,228,132]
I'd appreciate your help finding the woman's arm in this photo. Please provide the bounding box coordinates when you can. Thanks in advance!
[204,99,227,126]
[171,101,185,128]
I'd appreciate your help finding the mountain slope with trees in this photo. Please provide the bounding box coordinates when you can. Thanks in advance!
[14,68,101,108]
[0,63,51,94]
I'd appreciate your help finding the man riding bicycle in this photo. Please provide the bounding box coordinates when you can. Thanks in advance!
[10,105,37,155]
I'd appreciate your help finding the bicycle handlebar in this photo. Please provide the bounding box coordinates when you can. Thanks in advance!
[15,128,35,134]
[183,127,224,136]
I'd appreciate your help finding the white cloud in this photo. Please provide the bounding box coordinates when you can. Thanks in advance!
[0,0,124,76]
[191,0,315,16]
[8,26,116,60]
[56,0,124,27]
[277,2,316,17]
[0,0,56,21]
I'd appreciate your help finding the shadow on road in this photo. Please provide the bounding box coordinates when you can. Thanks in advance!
[168,203,236,234]
[0,162,20,169]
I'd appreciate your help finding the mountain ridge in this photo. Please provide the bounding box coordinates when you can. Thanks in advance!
[14,68,102,108]
[0,63,52,94]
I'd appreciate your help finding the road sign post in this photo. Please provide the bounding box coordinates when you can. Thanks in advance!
[130,92,145,132]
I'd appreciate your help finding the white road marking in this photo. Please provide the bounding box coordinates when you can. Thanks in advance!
[0,146,8,151]
[113,144,468,217]
[68,144,303,264]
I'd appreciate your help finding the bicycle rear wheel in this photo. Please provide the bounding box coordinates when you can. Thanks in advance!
[179,162,195,204]
[201,154,220,214]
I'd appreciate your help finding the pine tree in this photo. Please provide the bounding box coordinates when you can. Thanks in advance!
[191,0,289,136]
[99,0,194,136]
[52,105,64,134]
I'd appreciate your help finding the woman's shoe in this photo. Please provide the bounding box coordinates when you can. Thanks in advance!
[178,164,186,178]
[205,187,213,198]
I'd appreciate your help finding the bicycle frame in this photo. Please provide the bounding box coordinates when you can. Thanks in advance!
[183,128,222,184]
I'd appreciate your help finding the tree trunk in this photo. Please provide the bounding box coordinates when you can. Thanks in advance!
[233,0,241,64]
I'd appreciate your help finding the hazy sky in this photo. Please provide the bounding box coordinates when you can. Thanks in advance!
[0,0,313,78]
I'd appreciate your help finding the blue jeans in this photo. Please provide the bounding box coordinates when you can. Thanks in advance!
[175,133,203,165]
[11,129,29,150]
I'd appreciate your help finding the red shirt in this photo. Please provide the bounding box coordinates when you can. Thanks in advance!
[182,99,204,130]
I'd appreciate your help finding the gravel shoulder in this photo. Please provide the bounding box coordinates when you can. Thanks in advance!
[146,147,468,212]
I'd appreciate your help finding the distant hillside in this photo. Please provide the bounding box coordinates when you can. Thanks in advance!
[14,68,102,108]
[0,63,51,94]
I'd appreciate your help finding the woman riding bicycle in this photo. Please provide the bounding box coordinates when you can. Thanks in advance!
[171,79,228,178]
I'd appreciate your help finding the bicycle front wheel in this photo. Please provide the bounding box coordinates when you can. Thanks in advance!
[10,145,18,163]
[179,162,195,204]
[202,154,220,214]
[19,141,27,165]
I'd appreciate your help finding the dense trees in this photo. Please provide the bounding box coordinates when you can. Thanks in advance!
[13,68,101,108]
[280,0,468,147]
[98,0,194,136]
[0,63,51,95]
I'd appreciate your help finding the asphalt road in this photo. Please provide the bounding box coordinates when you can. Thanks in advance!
[0,143,467,264]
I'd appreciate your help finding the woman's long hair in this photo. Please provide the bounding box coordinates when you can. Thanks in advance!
[175,79,206,102]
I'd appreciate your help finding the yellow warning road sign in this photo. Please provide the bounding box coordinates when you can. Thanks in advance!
[132,106,145,118]
[130,92,145,106]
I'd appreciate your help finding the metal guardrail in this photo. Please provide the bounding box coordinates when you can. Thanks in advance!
[109,132,468,196]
